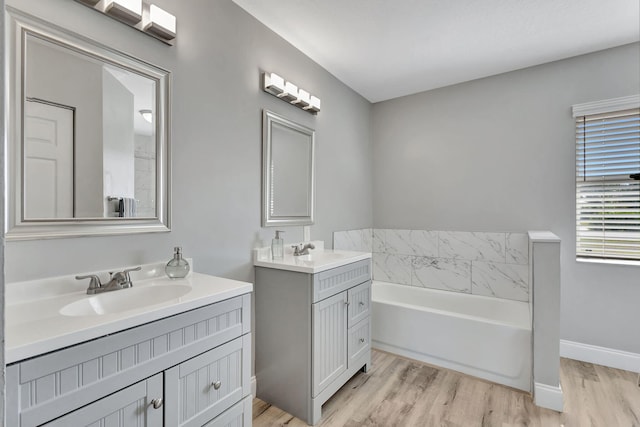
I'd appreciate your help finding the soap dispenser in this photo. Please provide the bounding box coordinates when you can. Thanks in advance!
[272,230,284,259]
[165,246,190,279]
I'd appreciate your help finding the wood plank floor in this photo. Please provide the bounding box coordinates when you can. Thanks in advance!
[252,349,640,426]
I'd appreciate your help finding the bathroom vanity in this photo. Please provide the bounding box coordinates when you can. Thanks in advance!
[254,243,372,425]
[5,263,253,427]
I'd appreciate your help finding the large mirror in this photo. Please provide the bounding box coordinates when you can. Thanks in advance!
[5,9,170,240]
[262,110,315,227]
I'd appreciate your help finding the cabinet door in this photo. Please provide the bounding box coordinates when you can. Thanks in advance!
[164,336,248,427]
[43,374,163,427]
[312,291,348,397]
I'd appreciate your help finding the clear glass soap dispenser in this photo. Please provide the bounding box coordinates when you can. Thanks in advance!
[272,230,284,259]
[165,246,190,279]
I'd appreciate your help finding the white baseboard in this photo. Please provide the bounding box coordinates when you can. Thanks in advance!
[560,340,640,373]
[251,375,257,398]
[534,382,563,412]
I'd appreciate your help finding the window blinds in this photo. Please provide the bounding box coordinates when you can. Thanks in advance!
[576,108,640,261]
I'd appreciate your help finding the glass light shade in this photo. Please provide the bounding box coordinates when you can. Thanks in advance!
[264,72,286,94]
[284,81,298,97]
[105,0,142,23]
[296,89,311,106]
[307,95,321,112]
[144,4,176,40]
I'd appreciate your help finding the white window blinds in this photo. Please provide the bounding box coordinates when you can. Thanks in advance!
[575,107,640,261]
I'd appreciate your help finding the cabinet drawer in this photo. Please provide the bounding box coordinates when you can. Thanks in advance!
[7,295,250,427]
[313,259,371,302]
[348,281,371,328]
[165,334,251,426]
[348,318,370,366]
[203,395,252,427]
[43,373,163,427]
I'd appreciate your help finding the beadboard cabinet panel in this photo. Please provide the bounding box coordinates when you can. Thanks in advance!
[312,292,348,397]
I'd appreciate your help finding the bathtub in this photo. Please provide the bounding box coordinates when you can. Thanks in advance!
[371,281,532,391]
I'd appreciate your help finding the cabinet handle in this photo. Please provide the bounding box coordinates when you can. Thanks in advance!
[212,380,222,390]
[359,301,365,307]
[345,301,350,306]
[359,338,365,344]
[151,398,163,409]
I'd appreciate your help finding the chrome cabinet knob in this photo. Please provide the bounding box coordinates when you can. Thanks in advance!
[359,338,365,344]
[212,381,222,390]
[151,398,163,409]
[359,301,365,307]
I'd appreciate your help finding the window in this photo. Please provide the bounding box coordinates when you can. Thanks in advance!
[574,96,640,262]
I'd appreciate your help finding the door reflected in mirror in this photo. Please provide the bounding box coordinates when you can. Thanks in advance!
[24,33,157,219]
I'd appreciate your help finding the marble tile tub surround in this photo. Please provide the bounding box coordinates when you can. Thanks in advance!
[333,229,529,302]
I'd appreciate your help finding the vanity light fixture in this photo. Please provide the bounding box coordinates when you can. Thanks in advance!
[139,109,153,123]
[144,4,177,40]
[262,72,321,115]
[105,0,142,24]
[74,0,176,45]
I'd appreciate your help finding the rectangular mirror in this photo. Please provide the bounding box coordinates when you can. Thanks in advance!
[262,110,315,227]
[5,8,170,240]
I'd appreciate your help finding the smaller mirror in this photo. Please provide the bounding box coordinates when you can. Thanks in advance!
[262,110,315,227]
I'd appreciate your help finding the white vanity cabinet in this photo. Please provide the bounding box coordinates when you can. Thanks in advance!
[6,294,252,427]
[255,258,371,425]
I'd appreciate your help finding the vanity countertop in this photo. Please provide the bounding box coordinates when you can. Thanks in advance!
[5,262,252,364]
[253,241,372,274]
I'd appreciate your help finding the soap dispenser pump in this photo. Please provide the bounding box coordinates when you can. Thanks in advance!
[272,230,284,259]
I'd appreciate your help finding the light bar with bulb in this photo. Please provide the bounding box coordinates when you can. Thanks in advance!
[105,0,142,24]
[262,71,321,114]
[144,4,177,40]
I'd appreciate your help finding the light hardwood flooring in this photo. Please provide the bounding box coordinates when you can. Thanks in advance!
[252,349,640,427]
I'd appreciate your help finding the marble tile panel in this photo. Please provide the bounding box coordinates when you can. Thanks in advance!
[471,261,529,302]
[333,229,372,252]
[373,253,412,285]
[506,233,529,265]
[385,229,438,257]
[373,229,387,253]
[438,231,506,262]
[412,257,471,293]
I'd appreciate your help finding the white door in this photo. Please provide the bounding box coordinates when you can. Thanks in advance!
[24,100,74,218]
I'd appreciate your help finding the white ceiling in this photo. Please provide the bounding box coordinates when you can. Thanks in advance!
[232,0,640,103]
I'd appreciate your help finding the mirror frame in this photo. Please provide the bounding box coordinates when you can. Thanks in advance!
[262,110,315,227]
[5,8,171,240]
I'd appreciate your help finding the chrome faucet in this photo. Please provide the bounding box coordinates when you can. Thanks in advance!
[292,243,315,256]
[76,266,141,295]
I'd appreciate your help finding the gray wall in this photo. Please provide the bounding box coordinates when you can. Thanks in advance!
[372,43,640,353]
[5,0,373,283]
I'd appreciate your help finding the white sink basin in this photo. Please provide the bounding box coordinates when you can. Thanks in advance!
[60,284,191,316]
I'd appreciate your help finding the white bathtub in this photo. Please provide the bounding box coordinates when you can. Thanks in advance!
[372,281,532,391]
